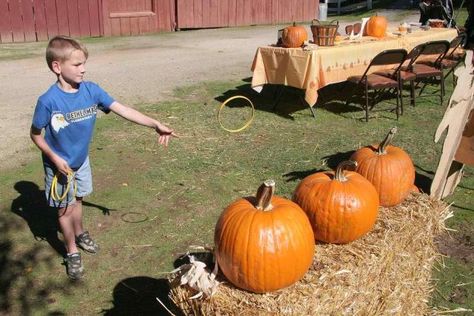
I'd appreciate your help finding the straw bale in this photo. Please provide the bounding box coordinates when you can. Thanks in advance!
[169,193,450,315]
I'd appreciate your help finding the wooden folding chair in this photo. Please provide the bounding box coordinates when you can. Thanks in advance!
[409,40,450,106]
[345,22,362,36]
[345,48,408,122]
[378,40,450,108]
[441,34,466,87]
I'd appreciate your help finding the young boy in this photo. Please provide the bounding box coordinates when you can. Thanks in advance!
[30,36,176,280]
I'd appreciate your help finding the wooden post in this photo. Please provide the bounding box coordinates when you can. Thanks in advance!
[430,50,474,199]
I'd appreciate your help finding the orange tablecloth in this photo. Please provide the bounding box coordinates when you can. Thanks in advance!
[251,28,458,107]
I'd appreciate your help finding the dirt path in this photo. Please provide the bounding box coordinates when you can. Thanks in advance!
[0,10,418,170]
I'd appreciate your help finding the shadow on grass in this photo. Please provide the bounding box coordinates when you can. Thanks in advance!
[102,276,184,316]
[216,79,402,122]
[283,152,436,196]
[1,204,74,315]
[413,164,435,194]
[10,181,66,257]
[451,203,474,211]
[283,151,355,182]
[214,77,314,120]
[414,171,433,194]
[10,181,115,258]
[317,82,403,122]
[114,239,224,315]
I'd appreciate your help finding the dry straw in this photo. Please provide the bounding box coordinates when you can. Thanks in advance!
[169,193,451,315]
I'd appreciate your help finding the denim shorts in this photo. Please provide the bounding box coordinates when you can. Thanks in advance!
[44,156,93,208]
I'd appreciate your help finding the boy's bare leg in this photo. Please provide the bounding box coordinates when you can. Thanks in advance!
[58,202,80,254]
[59,201,85,280]
[71,197,99,253]
[72,197,84,237]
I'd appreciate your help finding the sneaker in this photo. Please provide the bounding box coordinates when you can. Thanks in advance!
[64,252,84,280]
[75,231,99,254]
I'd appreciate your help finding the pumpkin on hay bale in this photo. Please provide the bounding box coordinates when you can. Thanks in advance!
[214,180,315,293]
[292,160,379,244]
[169,193,451,315]
[350,127,416,207]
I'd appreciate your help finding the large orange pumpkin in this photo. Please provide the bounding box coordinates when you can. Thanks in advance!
[281,23,308,48]
[350,127,415,207]
[293,161,379,244]
[214,180,315,293]
[365,14,387,38]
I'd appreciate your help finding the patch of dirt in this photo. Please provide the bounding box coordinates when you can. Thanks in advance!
[0,11,419,171]
[436,226,474,263]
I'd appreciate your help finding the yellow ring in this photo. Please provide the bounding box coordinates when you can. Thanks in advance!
[217,95,255,133]
[51,171,77,202]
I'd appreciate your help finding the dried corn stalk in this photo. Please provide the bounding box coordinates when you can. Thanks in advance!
[169,252,219,299]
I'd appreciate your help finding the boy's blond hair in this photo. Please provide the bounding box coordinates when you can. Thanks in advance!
[46,36,88,72]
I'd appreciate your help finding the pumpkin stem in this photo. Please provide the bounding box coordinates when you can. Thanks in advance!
[377,127,397,155]
[255,180,275,211]
[335,160,357,182]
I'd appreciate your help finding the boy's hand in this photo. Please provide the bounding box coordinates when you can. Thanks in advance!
[155,122,178,147]
[52,155,72,175]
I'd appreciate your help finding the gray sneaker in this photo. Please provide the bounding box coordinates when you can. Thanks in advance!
[64,252,84,280]
[75,231,99,254]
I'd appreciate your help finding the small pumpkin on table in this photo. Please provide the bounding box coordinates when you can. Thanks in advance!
[365,14,388,38]
[280,23,308,48]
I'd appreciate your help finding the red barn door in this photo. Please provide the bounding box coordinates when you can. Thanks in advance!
[101,0,176,36]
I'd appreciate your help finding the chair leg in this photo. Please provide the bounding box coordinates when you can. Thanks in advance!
[410,80,415,107]
[396,85,401,119]
[418,81,427,96]
[399,81,404,116]
[441,74,445,98]
[365,87,369,122]
[440,74,445,106]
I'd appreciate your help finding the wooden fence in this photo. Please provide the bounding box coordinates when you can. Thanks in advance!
[0,0,319,43]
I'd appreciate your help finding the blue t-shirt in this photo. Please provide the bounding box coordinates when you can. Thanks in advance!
[32,81,115,169]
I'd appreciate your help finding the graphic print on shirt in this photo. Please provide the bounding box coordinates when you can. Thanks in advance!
[50,104,98,133]
[51,113,69,132]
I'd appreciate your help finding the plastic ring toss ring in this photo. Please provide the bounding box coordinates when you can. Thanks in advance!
[217,95,255,133]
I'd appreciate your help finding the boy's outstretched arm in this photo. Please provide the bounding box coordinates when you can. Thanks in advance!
[109,101,177,147]
[30,126,72,175]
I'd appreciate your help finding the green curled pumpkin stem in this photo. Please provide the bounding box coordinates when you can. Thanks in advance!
[377,127,398,155]
[335,160,357,182]
[256,180,275,211]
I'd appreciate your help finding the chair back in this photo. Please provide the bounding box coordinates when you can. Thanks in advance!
[360,49,407,80]
[418,40,450,66]
[345,22,362,36]
[405,40,449,70]
[445,34,466,59]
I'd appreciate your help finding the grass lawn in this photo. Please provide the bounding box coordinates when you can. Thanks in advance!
[1,6,473,315]
[1,75,472,314]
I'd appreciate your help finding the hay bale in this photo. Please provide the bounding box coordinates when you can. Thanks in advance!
[170,193,450,315]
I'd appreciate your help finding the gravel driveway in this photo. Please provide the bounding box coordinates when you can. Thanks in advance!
[0,9,418,170]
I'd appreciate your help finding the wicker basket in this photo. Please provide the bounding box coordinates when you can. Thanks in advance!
[428,19,445,28]
[311,19,339,46]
